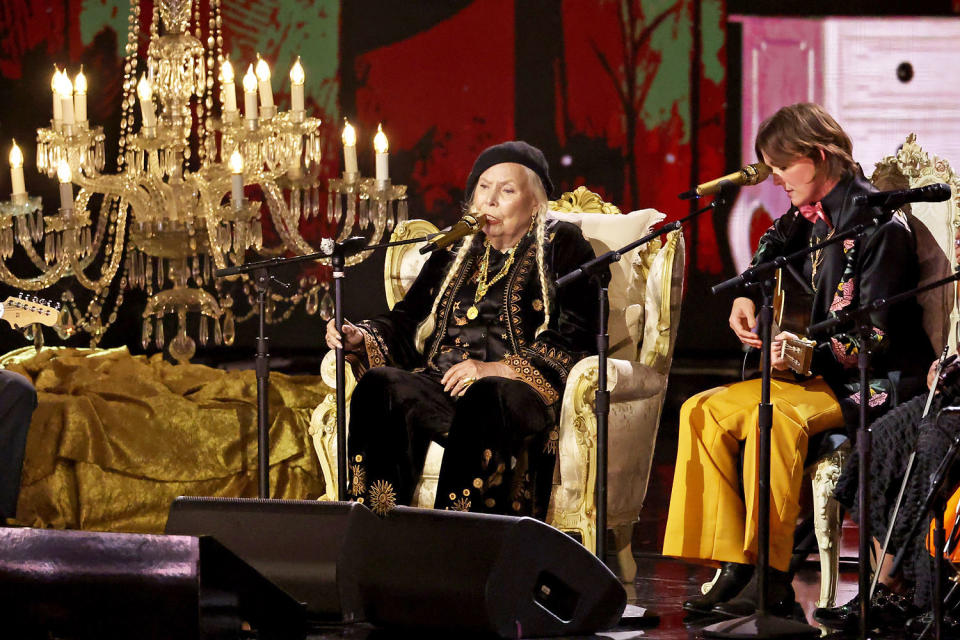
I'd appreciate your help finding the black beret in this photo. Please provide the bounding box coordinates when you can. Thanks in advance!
[465,140,554,200]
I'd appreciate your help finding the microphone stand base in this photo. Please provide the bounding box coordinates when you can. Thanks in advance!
[702,612,819,639]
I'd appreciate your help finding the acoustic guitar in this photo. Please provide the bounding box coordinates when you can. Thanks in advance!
[0,294,60,330]
[772,268,817,376]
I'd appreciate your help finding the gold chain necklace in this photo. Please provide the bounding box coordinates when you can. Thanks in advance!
[810,226,836,291]
[466,240,517,320]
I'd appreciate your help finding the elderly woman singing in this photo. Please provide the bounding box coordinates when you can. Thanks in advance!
[325,141,603,519]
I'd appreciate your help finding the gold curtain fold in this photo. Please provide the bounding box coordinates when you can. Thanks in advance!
[3,346,328,533]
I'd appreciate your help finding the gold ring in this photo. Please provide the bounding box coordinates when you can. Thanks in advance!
[463,376,477,386]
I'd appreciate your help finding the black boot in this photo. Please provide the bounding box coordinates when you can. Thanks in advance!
[683,562,754,614]
[711,567,796,618]
[905,610,960,637]
[813,584,917,631]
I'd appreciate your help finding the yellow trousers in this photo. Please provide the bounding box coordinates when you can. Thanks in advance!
[662,375,843,571]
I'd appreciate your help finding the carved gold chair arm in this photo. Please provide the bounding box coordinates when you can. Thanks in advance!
[308,349,358,501]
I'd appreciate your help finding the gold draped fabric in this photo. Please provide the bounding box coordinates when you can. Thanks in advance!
[3,346,328,533]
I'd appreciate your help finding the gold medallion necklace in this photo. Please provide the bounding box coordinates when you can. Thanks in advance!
[466,240,517,320]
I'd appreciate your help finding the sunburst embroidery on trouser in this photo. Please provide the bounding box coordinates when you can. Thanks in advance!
[449,497,472,512]
[349,464,366,497]
[368,479,398,515]
[481,448,493,470]
[544,427,559,454]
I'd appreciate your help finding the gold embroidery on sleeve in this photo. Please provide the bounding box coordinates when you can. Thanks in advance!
[503,354,560,405]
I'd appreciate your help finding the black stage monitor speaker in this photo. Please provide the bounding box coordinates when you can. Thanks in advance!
[167,499,626,638]
[0,527,304,640]
[166,496,375,622]
[358,506,627,637]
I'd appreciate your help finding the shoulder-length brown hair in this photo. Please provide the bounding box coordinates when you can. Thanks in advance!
[754,103,856,181]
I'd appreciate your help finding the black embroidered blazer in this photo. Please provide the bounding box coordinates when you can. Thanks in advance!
[357,220,604,406]
[750,172,934,428]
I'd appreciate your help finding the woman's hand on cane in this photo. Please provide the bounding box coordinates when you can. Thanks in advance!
[325,318,364,352]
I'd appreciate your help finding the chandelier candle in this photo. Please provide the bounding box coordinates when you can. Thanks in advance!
[243,65,258,126]
[290,58,305,121]
[342,120,358,176]
[9,141,25,201]
[220,57,238,121]
[57,160,73,212]
[74,68,87,126]
[137,75,156,130]
[56,72,75,131]
[229,149,244,209]
[374,124,389,183]
[51,68,62,129]
[255,56,274,117]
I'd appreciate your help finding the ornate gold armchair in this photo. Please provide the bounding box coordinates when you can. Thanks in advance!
[310,187,685,580]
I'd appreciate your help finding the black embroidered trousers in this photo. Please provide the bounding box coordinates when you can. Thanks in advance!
[346,366,555,519]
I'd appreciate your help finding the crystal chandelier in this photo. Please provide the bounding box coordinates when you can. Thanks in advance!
[0,0,407,363]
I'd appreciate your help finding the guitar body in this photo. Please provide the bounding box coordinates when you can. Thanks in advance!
[773,267,814,336]
[773,268,817,376]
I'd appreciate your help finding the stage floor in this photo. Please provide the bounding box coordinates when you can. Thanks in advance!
[301,555,916,639]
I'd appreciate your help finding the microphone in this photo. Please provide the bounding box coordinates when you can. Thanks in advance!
[419,212,488,254]
[678,163,772,200]
[319,235,370,258]
[852,183,952,209]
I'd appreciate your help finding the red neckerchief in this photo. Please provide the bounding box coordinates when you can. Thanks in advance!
[798,201,832,229]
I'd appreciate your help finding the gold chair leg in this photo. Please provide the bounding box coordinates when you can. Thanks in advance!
[810,443,849,609]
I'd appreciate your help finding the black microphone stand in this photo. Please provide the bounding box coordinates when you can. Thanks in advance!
[214,232,439,499]
[704,217,889,639]
[556,197,723,561]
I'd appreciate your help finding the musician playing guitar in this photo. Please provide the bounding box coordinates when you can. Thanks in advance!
[663,103,934,618]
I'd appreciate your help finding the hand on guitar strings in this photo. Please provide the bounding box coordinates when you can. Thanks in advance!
[771,331,801,371]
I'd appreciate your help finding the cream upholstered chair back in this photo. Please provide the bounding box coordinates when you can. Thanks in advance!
[548,187,663,362]
[871,133,960,354]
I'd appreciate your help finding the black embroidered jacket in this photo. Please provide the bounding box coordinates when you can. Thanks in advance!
[750,172,934,429]
[357,220,605,406]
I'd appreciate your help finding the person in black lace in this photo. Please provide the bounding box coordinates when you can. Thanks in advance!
[0,369,37,524]
[324,141,604,519]
[816,358,960,631]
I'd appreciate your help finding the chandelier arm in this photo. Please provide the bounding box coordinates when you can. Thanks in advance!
[261,182,337,269]
[0,256,70,291]
[83,194,119,264]
[68,203,129,292]
[262,183,314,255]
[197,185,232,272]
[71,173,153,217]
